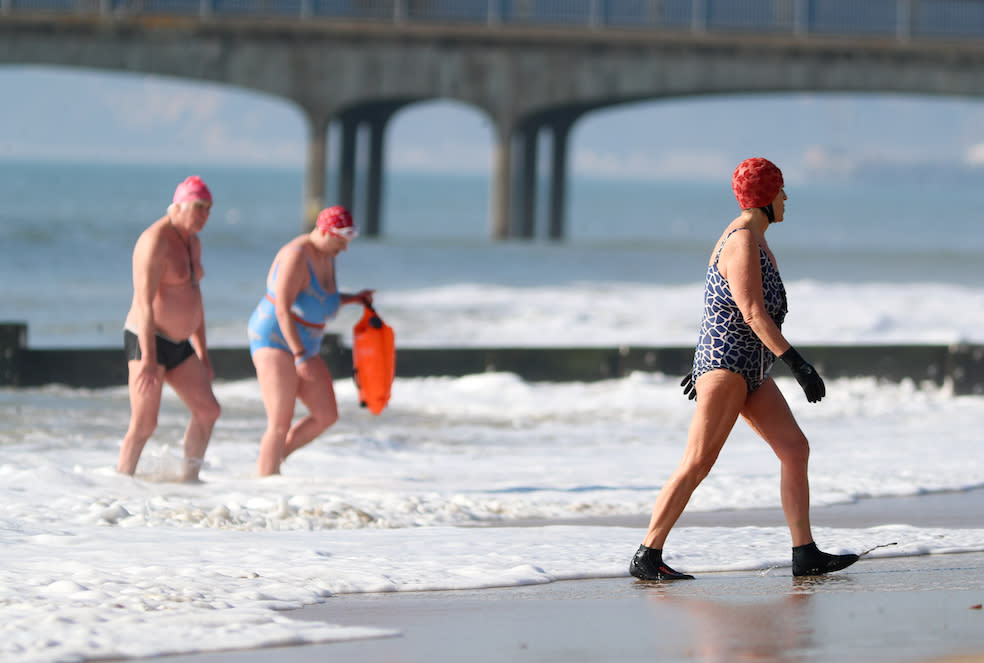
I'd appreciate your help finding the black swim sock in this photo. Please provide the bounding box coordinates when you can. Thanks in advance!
[792,541,860,577]
[630,544,695,581]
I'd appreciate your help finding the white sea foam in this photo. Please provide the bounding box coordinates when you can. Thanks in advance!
[1,374,983,661]
[316,279,984,349]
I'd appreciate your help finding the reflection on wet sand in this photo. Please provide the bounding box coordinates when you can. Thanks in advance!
[639,584,815,662]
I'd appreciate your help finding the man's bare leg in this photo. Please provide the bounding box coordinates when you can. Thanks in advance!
[119,361,166,475]
[166,356,221,481]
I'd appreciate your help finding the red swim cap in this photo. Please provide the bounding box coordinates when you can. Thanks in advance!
[316,205,354,233]
[173,175,212,205]
[732,158,783,209]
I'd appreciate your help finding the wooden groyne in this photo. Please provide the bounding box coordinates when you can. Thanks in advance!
[1,323,982,395]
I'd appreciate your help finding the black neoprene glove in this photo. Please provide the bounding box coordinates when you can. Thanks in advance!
[780,347,825,403]
[680,372,696,400]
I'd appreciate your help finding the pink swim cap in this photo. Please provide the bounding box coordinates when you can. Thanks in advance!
[732,158,784,209]
[316,205,354,233]
[173,175,212,205]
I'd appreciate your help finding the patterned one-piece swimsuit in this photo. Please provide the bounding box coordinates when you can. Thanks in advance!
[692,228,788,392]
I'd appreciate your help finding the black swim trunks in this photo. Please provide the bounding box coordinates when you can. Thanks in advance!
[123,329,195,371]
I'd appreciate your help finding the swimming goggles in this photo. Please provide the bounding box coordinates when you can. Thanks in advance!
[330,226,359,240]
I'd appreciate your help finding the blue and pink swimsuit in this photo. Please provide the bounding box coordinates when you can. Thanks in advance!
[247,256,341,360]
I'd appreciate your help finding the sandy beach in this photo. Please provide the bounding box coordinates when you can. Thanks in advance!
[149,491,984,663]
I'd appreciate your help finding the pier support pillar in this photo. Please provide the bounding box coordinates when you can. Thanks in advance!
[512,122,539,239]
[490,120,514,240]
[547,116,575,240]
[337,113,359,214]
[363,106,401,237]
[326,102,409,237]
[302,112,330,231]
[365,115,386,237]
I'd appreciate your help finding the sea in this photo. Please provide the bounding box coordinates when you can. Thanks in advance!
[1,160,983,662]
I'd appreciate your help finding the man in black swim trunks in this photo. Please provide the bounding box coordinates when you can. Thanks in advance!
[119,176,221,481]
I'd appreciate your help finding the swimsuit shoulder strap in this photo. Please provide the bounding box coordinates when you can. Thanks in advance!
[304,257,330,297]
[713,227,751,266]
[268,246,307,291]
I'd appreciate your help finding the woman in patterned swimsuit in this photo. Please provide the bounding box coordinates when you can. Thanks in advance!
[630,158,859,580]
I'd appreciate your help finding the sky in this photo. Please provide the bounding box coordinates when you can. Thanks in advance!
[3,64,984,185]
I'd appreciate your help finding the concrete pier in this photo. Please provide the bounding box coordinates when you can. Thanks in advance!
[5,6,984,238]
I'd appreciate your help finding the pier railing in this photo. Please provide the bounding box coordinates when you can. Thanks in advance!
[3,0,984,41]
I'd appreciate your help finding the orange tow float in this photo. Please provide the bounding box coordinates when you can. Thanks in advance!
[352,303,395,415]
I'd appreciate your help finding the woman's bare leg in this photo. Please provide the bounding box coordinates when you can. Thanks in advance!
[740,377,812,546]
[742,377,859,575]
[283,357,339,460]
[642,370,747,549]
[252,348,299,476]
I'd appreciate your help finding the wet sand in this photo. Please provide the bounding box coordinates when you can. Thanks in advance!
[480,486,984,530]
[153,491,984,663]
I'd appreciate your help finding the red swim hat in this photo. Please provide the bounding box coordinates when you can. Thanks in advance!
[173,175,212,205]
[732,158,783,209]
[316,205,354,233]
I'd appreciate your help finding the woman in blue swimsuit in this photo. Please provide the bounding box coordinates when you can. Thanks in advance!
[247,206,373,476]
[630,158,859,580]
